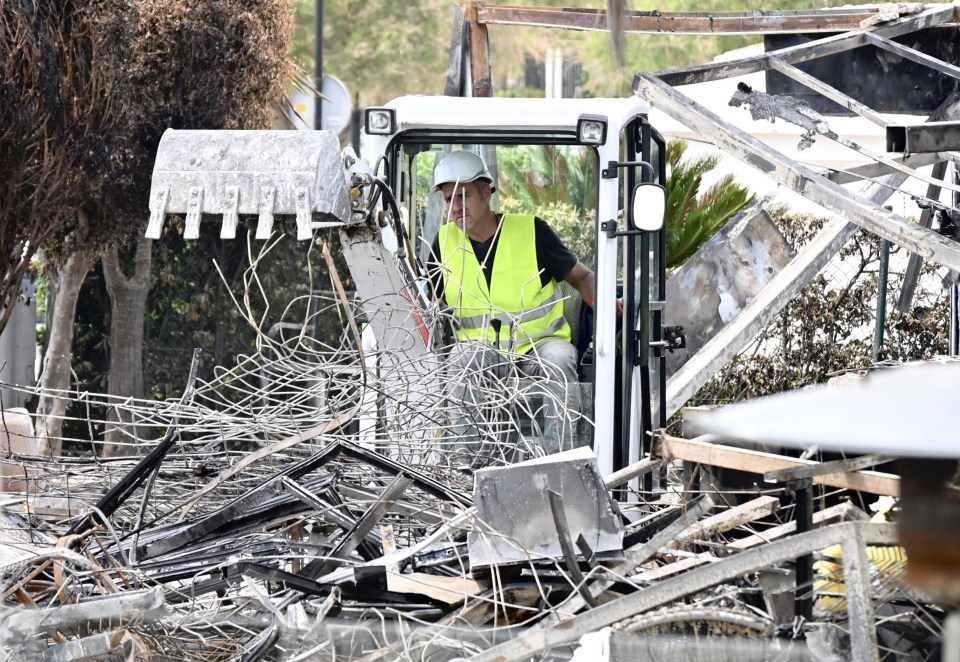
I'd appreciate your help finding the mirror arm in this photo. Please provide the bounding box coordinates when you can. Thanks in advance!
[601,160,654,179]
[601,220,649,238]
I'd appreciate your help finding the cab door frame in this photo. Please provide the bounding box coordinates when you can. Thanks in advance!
[616,116,667,485]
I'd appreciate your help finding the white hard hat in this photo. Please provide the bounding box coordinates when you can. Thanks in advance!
[431,151,495,193]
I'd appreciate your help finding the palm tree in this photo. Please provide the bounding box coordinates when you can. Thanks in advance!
[666,140,755,268]
[490,140,754,271]
[496,144,597,212]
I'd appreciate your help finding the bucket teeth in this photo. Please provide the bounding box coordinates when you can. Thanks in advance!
[296,186,312,240]
[184,186,203,239]
[256,186,276,239]
[221,186,239,239]
[146,188,170,239]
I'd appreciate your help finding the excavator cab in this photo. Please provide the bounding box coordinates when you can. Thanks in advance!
[366,96,667,477]
[145,95,666,479]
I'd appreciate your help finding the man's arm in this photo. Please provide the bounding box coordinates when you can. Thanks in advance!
[533,218,594,305]
[564,262,595,308]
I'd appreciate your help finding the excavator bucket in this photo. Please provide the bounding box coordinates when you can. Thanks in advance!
[146,129,351,241]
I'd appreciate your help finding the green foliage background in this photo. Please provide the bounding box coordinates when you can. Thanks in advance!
[666,140,754,268]
[692,213,950,409]
[293,0,851,105]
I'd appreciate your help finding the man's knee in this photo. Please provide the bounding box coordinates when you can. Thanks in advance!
[447,341,502,372]
[529,338,578,381]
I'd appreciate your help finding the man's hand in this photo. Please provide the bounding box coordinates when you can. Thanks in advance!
[588,297,624,316]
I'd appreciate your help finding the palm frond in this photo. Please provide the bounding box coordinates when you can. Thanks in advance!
[665,140,754,268]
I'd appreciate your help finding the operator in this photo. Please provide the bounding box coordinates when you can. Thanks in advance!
[426,150,595,466]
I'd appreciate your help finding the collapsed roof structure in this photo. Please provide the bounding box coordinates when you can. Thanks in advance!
[455,2,960,417]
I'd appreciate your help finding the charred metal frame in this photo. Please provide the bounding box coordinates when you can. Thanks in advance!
[475,6,891,35]
[888,121,960,153]
[457,3,960,418]
[634,4,960,417]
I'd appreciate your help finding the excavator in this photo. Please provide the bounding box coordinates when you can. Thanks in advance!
[145,94,669,479]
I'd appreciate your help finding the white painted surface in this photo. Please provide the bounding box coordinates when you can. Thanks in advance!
[0,282,36,410]
[648,48,933,219]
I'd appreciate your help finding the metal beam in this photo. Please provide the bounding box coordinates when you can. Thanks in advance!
[866,32,960,82]
[658,434,900,496]
[466,3,492,98]
[868,3,960,40]
[763,453,895,483]
[138,474,330,560]
[637,74,960,273]
[898,161,949,313]
[821,152,941,186]
[654,3,958,86]
[888,121,960,153]
[2,588,164,640]
[472,521,897,662]
[654,31,862,87]
[475,6,884,35]
[443,5,467,96]
[842,524,881,662]
[303,472,413,579]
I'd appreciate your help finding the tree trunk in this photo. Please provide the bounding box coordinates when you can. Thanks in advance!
[101,236,152,458]
[35,249,96,456]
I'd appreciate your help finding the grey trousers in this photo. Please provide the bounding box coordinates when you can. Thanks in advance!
[444,338,580,467]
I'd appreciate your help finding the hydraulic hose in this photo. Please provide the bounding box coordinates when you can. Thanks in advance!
[354,173,428,309]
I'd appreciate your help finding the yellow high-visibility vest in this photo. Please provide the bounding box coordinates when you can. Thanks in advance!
[438,214,571,354]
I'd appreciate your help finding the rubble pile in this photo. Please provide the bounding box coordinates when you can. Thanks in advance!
[0,301,946,660]
[0,426,943,660]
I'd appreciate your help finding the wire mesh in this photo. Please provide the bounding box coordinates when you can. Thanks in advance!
[0,228,945,660]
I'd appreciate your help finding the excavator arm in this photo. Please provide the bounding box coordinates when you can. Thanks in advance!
[145,128,433,358]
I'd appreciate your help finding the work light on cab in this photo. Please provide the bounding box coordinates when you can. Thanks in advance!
[577,115,607,144]
[365,108,396,135]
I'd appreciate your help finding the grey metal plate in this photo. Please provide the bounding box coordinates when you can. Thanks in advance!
[468,446,623,569]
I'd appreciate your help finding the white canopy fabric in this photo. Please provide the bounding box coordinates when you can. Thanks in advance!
[690,359,960,459]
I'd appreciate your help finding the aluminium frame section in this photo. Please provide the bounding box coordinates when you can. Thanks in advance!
[638,13,960,417]
[475,521,896,662]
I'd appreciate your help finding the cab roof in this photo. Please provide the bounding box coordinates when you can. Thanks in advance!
[382,95,650,134]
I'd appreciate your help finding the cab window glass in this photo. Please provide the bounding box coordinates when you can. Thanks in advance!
[408,144,599,268]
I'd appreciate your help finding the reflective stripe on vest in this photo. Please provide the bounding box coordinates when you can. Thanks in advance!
[438,214,571,354]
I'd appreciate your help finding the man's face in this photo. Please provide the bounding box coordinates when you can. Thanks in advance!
[440,180,491,235]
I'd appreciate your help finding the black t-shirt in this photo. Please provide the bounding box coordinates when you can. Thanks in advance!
[427,215,577,301]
